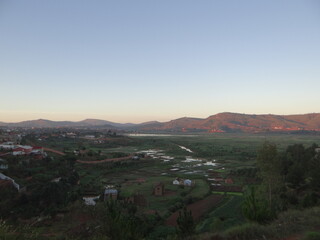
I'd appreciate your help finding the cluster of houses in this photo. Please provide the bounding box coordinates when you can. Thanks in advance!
[83,177,196,206]
[0,130,22,144]
[172,178,194,187]
[0,142,46,158]
[79,135,108,144]
[153,179,195,197]
[207,175,242,192]
[208,177,234,186]
[82,186,119,206]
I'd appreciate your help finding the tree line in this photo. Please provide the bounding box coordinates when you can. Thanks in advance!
[243,142,320,223]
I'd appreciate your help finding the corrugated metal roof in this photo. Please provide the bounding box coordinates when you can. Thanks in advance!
[104,189,118,194]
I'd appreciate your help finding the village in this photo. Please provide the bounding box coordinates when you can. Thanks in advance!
[0,127,245,224]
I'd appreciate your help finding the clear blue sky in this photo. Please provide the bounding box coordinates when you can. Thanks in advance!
[1,0,320,123]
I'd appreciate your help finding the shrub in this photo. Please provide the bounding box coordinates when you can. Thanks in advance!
[302,192,318,208]
[180,191,187,197]
[210,217,224,232]
[148,226,176,240]
[224,223,273,240]
[176,207,195,239]
[0,220,39,240]
[242,186,275,223]
[302,232,320,240]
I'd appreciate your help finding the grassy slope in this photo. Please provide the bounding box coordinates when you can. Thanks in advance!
[196,195,245,233]
[197,206,320,240]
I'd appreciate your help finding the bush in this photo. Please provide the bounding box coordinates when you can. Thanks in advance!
[224,223,273,240]
[180,191,187,197]
[148,226,176,240]
[0,220,39,240]
[302,232,320,240]
[302,192,318,208]
[242,186,275,223]
[210,217,224,232]
[176,207,195,239]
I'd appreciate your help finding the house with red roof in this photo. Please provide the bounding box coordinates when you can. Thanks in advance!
[31,146,43,154]
[12,145,45,158]
[13,147,32,156]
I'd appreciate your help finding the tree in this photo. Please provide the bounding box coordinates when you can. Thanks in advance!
[257,142,283,212]
[98,199,147,240]
[286,161,304,186]
[176,206,195,239]
[309,153,320,190]
[242,186,273,223]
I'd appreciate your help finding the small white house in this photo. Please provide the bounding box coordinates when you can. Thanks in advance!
[85,135,95,139]
[104,189,118,200]
[0,144,15,150]
[173,179,180,185]
[83,195,100,206]
[12,147,29,156]
[51,177,62,183]
[184,179,192,186]
[31,146,43,154]
[17,145,33,150]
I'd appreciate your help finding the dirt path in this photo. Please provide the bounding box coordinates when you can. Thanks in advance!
[166,194,224,226]
[43,147,66,156]
[76,155,133,164]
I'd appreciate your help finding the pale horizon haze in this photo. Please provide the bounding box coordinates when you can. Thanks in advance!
[1,1,320,123]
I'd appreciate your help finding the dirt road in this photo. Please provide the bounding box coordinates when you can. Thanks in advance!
[76,155,133,164]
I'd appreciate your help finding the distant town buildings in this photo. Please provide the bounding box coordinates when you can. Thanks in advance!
[0,142,46,158]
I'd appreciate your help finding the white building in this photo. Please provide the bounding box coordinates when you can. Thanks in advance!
[83,196,100,206]
[0,143,15,150]
[184,179,193,186]
[173,179,180,185]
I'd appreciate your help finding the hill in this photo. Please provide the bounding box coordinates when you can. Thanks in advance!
[130,112,320,133]
[1,113,320,133]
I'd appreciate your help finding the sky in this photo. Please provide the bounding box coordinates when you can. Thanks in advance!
[0,0,320,123]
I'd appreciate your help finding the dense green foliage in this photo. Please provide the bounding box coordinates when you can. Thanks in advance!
[242,186,272,223]
[94,199,156,240]
[176,207,195,239]
[242,142,320,224]
[0,156,80,219]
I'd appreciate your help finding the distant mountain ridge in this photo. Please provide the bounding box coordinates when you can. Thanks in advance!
[117,112,320,132]
[0,119,135,129]
[1,113,320,133]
